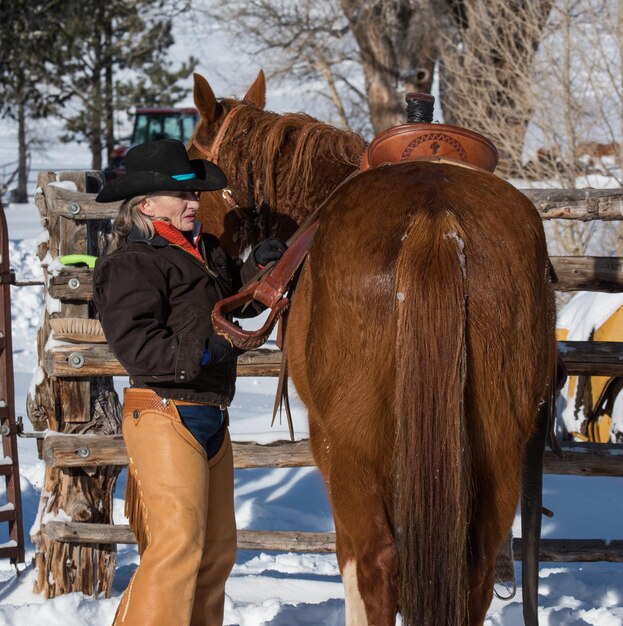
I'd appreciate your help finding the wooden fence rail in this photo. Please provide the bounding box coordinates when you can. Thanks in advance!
[40,341,623,379]
[41,436,623,477]
[44,185,623,223]
[42,257,623,301]
[41,522,623,563]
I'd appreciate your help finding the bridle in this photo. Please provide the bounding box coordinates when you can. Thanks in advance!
[192,104,273,243]
[191,104,247,216]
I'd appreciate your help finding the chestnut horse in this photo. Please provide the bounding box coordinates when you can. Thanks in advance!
[189,71,557,626]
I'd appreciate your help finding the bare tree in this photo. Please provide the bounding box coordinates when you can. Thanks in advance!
[197,0,372,134]
[195,0,623,259]
[439,0,554,175]
[340,0,440,132]
[514,0,623,259]
[197,0,554,146]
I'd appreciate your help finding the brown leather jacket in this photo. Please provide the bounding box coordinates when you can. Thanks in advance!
[93,228,258,406]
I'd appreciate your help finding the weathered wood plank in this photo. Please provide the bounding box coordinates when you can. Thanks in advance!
[551,256,623,292]
[43,436,315,470]
[42,435,623,476]
[41,257,623,299]
[44,345,283,377]
[49,268,93,301]
[41,522,623,562]
[544,441,623,476]
[524,187,623,221]
[45,344,123,377]
[45,257,623,301]
[45,341,622,378]
[514,539,623,563]
[43,522,336,552]
[40,184,623,222]
[558,341,623,375]
[46,186,121,220]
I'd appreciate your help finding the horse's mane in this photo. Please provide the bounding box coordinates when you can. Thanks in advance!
[219,101,366,208]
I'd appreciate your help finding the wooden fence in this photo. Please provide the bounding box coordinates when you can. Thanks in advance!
[26,172,623,598]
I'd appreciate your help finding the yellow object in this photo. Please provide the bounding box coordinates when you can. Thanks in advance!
[558,304,623,442]
[59,254,98,269]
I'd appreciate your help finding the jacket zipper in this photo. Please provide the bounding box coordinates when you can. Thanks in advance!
[169,243,219,279]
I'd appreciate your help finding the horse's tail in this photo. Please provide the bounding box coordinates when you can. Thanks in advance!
[395,206,472,626]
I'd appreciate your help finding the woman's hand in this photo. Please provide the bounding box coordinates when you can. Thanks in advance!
[202,332,243,366]
[252,238,287,268]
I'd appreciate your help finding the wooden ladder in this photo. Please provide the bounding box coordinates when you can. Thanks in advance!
[0,202,25,566]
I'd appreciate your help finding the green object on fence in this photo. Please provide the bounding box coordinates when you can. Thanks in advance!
[59,254,98,269]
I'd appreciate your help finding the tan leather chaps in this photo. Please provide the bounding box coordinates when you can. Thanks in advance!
[113,388,237,626]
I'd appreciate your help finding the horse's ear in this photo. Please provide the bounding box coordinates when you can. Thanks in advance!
[193,72,218,121]
[243,70,266,109]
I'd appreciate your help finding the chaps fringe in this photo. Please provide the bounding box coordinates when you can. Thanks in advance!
[125,461,150,556]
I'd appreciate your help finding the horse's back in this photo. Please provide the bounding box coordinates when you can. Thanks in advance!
[309,160,551,346]
[289,159,554,440]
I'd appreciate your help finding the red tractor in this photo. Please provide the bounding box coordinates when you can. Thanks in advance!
[105,107,199,181]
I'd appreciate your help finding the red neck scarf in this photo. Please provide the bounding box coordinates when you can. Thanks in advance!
[153,221,204,264]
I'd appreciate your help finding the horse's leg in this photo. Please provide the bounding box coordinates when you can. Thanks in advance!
[302,399,398,625]
[467,459,523,625]
[326,459,399,626]
[304,411,383,626]
[333,514,368,625]
[288,266,399,624]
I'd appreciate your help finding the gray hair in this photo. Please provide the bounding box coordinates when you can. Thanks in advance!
[110,195,154,251]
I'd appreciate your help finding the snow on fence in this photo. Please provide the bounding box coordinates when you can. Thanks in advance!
[26,171,623,599]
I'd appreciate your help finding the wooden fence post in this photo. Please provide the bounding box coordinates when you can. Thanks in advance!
[27,171,121,598]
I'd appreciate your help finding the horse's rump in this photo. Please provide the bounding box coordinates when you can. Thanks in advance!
[289,161,555,625]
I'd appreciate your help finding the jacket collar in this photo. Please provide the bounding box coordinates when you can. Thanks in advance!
[127,226,168,247]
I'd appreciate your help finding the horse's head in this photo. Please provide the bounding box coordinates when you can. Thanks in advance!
[189,70,266,159]
[189,71,273,256]
[189,70,365,257]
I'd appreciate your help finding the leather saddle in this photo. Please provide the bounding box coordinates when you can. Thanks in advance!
[360,122,498,173]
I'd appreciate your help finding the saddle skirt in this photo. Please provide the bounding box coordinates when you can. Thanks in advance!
[360,122,499,173]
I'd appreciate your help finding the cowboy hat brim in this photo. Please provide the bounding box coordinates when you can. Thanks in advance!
[95,158,227,203]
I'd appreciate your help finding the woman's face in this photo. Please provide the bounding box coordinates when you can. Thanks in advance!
[140,191,200,231]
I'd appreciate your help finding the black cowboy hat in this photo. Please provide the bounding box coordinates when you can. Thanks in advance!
[95,139,227,202]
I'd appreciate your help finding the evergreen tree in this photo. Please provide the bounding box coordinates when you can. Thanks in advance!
[0,1,68,202]
[51,0,197,169]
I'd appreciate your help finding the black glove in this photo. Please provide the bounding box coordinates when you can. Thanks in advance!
[202,333,243,366]
[252,238,287,268]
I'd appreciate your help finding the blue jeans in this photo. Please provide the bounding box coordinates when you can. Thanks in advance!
[176,404,226,459]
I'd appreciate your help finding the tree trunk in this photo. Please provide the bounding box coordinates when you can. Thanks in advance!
[341,0,438,133]
[16,98,28,203]
[90,22,103,171]
[438,0,553,176]
[104,14,114,164]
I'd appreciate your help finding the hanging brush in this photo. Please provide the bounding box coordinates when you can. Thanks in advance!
[49,318,107,343]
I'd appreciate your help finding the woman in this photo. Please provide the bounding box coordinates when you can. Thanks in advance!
[93,139,285,626]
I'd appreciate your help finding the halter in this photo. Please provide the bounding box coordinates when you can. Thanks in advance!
[192,104,271,239]
[192,104,247,215]
[192,104,245,165]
